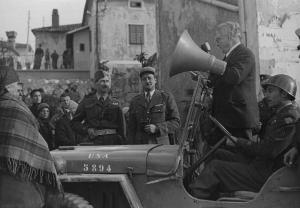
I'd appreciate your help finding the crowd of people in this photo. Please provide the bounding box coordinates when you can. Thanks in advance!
[1,20,300,207]
[26,88,79,150]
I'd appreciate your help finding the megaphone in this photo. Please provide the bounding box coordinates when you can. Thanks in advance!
[169,30,226,77]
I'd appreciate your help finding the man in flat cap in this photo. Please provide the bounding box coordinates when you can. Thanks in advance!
[0,66,61,207]
[128,67,180,144]
[71,70,126,145]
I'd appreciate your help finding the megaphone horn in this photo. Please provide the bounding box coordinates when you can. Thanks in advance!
[169,30,226,77]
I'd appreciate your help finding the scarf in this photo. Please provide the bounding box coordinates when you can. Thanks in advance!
[0,92,61,191]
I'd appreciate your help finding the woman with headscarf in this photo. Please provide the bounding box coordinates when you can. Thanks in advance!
[37,102,55,150]
[0,66,61,207]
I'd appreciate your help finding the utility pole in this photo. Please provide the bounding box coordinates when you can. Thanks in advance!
[26,10,30,48]
[26,10,31,70]
[95,0,100,70]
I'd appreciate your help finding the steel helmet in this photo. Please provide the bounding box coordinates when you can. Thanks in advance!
[262,74,297,100]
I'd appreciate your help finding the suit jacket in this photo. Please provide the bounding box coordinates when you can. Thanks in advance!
[210,44,259,129]
[128,90,180,144]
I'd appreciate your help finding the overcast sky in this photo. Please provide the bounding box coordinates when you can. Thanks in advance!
[0,0,85,48]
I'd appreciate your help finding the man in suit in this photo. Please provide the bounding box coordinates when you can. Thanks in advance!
[71,70,125,145]
[128,67,180,144]
[208,21,259,144]
[190,74,300,200]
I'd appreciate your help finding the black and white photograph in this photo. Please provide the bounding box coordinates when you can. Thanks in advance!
[1,0,300,207]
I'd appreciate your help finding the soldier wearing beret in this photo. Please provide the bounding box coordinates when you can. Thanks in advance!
[128,67,180,144]
[71,70,125,145]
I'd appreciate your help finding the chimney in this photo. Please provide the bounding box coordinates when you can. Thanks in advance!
[6,31,17,49]
[52,9,59,27]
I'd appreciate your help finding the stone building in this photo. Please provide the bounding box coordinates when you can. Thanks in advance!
[82,0,157,78]
[78,0,157,106]
[31,9,81,69]
[0,31,33,69]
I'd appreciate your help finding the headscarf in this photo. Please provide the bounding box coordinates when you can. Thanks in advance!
[0,65,19,90]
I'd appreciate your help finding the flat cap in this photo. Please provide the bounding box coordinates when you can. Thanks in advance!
[0,66,19,89]
[139,67,156,77]
[94,70,110,82]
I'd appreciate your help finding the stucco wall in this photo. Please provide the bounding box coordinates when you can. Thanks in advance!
[157,0,239,121]
[99,0,156,61]
[34,32,66,69]
[16,47,34,69]
[256,0,300,102]
[73,29,91,70]
[84,0,156,79]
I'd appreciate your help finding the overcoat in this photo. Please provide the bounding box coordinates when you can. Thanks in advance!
[210,44,259,129]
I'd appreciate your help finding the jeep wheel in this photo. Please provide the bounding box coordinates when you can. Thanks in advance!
[47,192,93,208]
[61,193,93,208]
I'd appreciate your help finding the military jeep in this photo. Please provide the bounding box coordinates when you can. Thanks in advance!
[50,144,300,208]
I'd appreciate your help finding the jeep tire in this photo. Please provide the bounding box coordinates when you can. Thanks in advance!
[47,192,93,208]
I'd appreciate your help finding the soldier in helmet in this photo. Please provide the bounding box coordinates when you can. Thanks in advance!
[71,70,125,145]
[127,67,180,144]
[190,74,300,200]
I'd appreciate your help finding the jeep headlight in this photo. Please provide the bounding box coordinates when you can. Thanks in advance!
[53,156,66,174]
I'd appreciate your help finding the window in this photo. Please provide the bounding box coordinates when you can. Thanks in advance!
[129,24,144,45]
[80,43,85,52]
[129,0,142,8]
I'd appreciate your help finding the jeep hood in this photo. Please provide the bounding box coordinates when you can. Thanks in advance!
[51,145,180,175]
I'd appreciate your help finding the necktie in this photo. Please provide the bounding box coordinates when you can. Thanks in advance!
[146,91,151,103]
[99,97,104,104]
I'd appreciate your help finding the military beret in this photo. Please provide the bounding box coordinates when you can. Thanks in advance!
[0,65,19,89]
[37,103,50,113]
[139,67,156,77]
[94,70,110,82]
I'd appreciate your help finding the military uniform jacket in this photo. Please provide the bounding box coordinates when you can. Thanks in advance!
[210,44,259,129]
[236,102,300,174]
[128,90,180,144]
[71,94,125,143]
